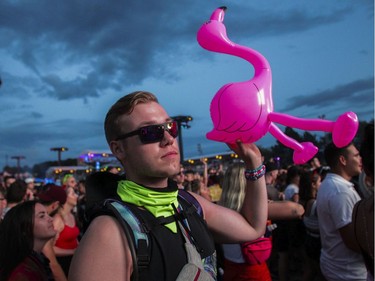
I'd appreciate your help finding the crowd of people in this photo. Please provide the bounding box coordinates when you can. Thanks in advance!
[0,173,86,281]
[0,90,373,281]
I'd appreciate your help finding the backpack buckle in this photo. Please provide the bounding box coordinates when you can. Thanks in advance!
[137,239,149,268]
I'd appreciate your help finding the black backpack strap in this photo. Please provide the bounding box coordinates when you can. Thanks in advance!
[103,199,150,281]
[178,189,203,217]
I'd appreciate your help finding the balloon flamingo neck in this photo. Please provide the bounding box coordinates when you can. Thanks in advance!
[197,6,270,76]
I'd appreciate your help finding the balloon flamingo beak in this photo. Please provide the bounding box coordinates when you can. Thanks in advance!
[210,6,227,22]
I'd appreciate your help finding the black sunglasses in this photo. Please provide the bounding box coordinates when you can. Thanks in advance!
[115,121,179,144]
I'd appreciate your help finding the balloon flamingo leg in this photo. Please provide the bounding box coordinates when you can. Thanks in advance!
[197,6,358,164]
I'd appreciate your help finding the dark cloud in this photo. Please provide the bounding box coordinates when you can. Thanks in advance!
[0,1,357,101]
[224,5,352,39]
[30,112,43,119]
[40,72,101,100]
[281,77,374,111]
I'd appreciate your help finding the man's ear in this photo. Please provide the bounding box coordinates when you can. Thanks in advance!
[339,155,347,166]
[110,140,126,159]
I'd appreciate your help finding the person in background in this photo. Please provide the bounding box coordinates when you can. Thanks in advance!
[265,161,283,201]
[77,179,86,202]
[283,165,301,203]
[0,201,56,281]
[219,162,305,281]
[170,165,185,190]
[275,165,304,281]
[39,184,69,281]
[207,164,224,187]
[199,158,209,187]
[2,179,27,217]
[0,189,6,221]
[274,170,287,195]
[183,169,195,191]
[351,123,374,281]
[62,174,78,193]
[53,186,80,276]
[205,159,223,203]
[355,123,374,200]
[316,142,366,280]
[76,179,87,234]
[191,178,212,201]
[25,177,36,201]
[299,171,326,281]
[309,157,321,172]
[2,175,16,190]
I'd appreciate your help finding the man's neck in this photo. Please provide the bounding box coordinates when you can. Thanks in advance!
[331,169,352,181]
[127,177,169,189]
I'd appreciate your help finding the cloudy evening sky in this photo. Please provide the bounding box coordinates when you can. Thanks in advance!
[0,0,373,168]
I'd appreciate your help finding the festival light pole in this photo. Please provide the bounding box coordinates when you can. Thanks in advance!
[50,147,68,165]
[171,115,193,163]
[11,155,25,178]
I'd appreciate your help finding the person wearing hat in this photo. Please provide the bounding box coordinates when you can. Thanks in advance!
[38,184,67,215]
[39,184,68,281]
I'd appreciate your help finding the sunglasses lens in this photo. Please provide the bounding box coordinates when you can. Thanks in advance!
[138,121,178,144]
[139,125,164,143]
[167,121,178,138]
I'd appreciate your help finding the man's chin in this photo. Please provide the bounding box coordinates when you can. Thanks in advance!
[165,165,180,178]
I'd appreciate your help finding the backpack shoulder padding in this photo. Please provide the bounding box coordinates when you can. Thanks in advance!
[105,199,149,281]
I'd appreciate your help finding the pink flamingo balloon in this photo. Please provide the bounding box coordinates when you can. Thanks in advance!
[197,6,359,164]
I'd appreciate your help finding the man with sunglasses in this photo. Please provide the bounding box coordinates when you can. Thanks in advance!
[70,91,268,281]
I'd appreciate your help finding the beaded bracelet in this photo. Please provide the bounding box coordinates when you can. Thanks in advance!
[244,164,266,181]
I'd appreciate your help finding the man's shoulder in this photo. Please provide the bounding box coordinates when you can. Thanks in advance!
[323,173,351,185]
[320,174,351,191]
[70,210,132,281]
[87,214,123,236]
[78,214,131,259]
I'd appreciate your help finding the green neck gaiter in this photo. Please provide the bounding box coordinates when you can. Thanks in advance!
[117,180,179,233]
